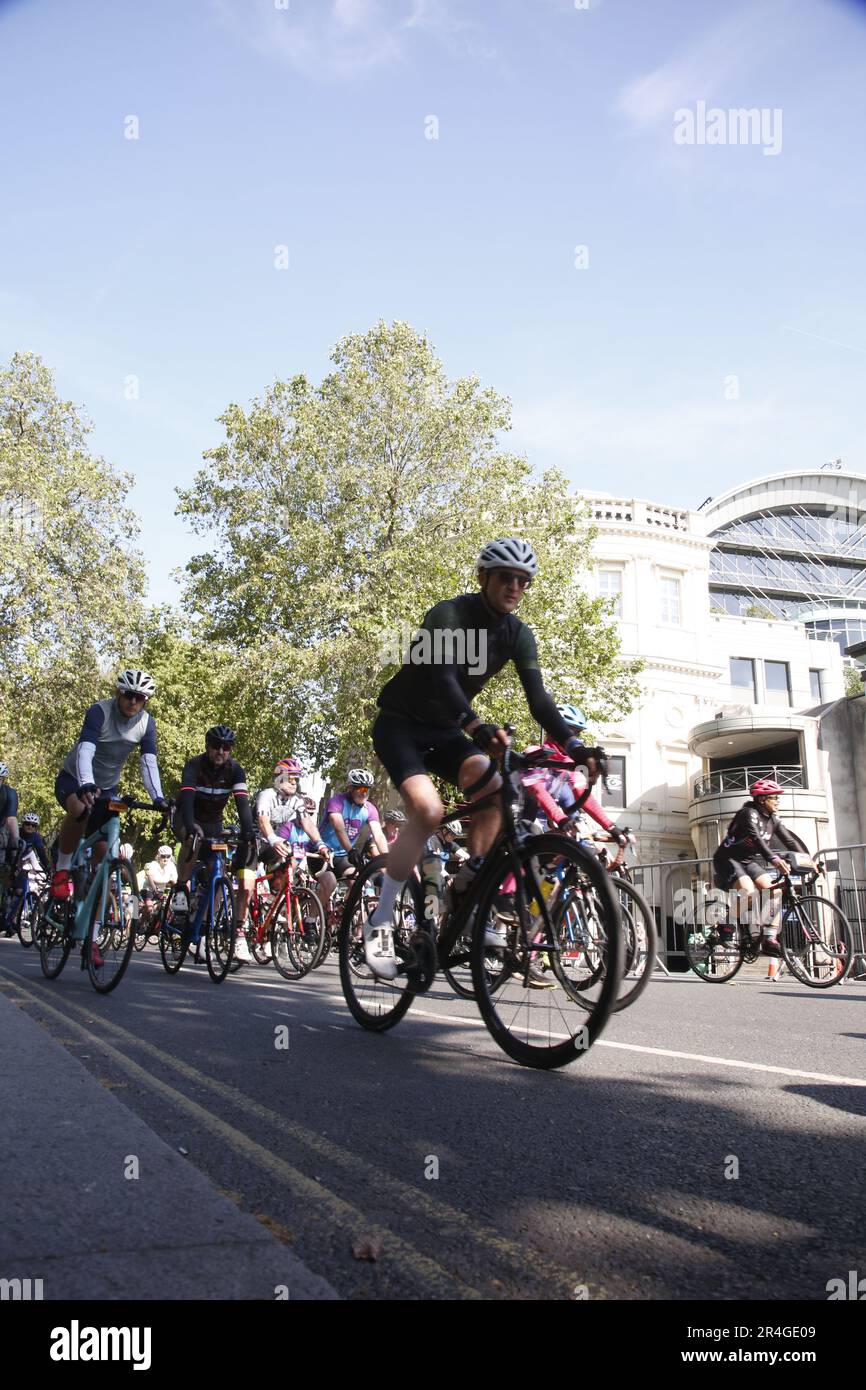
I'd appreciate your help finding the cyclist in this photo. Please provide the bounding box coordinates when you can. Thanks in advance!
[712,779,813,969]
[140,844,177,921]
[256,758,331,901]
[315,769,389,913]
[383,808,407,847]
[523,704,630,843]
[1,810,49,935]
[0,761,20,869]
[51,670,169,900]
[172,725,257,964]
[366,538,600,977]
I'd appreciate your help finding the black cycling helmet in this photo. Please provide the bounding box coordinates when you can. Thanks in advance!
[206,724,236,747]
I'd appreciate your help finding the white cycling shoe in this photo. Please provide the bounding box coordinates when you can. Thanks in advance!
[234,933,253,965]
[483,921,508,950]
[363,923,399,980]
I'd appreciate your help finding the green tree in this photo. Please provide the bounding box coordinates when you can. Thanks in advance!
[0,352,147,830]
[177,321,641,784]
[844,663,863,699]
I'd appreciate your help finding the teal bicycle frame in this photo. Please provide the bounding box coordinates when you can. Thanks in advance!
[44,809,137,946]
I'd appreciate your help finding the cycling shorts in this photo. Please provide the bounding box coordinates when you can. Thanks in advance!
[712,854,773,890]
[372,711,483,791]
[54,770,119,837]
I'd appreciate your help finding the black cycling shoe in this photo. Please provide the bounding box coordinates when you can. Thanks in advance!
[761,938,782,957]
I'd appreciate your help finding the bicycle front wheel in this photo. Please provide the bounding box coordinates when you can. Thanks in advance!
[338,858,417,1032]
[39,898,73,979]
[781,894,853,988]
[470,835,623,1070]
[272,887,326,980]
[206,880,235,983]
[87,859,137,994]
[16,891,37,948]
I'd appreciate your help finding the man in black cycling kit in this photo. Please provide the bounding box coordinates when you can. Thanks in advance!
[365,537,600,978]
[172,725,257,965]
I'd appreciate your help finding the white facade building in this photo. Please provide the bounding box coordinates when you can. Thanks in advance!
[582,491,848,867]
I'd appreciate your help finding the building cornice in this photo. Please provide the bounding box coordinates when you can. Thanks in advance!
[594,523,713,553]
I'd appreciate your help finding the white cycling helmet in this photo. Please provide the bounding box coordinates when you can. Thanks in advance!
[157,844,173,858]
[22,811,39,827]
[116,669,156,697]
[0,761,8,779]
[444,820,463,835]
[477,538,538,577]
[119,843,134,860]
[347,768,375,787]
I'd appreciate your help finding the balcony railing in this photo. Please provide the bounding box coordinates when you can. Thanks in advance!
[693,765,804,800]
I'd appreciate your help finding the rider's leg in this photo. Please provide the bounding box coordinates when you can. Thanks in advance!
[753,870,783,964]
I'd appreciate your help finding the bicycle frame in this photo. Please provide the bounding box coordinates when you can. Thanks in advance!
[43,811,134,945]
[184,846,232,947]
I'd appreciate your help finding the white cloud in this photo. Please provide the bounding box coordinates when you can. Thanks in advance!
[211,0,487,80]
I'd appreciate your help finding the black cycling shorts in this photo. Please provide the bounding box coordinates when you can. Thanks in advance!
[712,855,772,890]
[372,711,484,791]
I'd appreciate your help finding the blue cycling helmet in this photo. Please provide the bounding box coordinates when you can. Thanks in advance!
[556,702,588,732]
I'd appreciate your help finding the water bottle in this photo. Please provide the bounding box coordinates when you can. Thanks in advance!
[421,851,445,926]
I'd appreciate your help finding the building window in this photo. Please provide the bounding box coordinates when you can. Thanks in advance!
[730,657,756,702]
[599,756,626,810]
[598,567,623,617]
[659,574,681,625]
[764,660,791,707]
[809,669,823,702]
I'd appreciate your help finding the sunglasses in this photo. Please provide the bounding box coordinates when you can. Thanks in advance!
[158,853,172,859]
[493,570,532,589]
[119,690,147,704]
[353,786,371,794]
[207,740,233,752]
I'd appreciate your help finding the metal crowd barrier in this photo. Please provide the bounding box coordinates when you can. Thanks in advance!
[629,847,866,977]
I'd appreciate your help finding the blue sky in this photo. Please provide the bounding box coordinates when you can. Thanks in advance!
[2,0,865,603]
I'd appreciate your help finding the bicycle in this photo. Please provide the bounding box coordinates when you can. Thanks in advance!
[37,797,165,993]
[157,834,238,984]
[338,739,623,1070]
[582,830,657,1012]
[684,855,853,988]
[134,889,167,951]
[244,860,326,980]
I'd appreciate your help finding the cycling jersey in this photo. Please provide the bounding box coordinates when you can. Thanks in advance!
[0,784,19,823]
[320,794,380,852]
[714,802,807,867]
[177,754,254,837]
[376,591,577,748]
[62,699,164,799]
[144,859,177,889]
[522,741,615,833]
[256,788,306,837]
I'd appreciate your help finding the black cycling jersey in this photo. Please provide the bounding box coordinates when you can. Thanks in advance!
[178,754,254,837]
[714,801,807,866]
[377,591,577,748]
[0,784,19,822]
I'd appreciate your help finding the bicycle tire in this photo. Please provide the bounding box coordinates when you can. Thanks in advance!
[684,919,746,983]
[611,878,657,1012]
[781,894,853,988]
[470,834,623,1070]
[87,858,137,993]
[39,898,73,979]
[272,887,326,980]
[16,890,36,948]
[338,857,417,1032]
[158,894,189,974]
[206,879,235,983]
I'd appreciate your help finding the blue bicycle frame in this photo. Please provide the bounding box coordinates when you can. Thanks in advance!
[44,811,137,944]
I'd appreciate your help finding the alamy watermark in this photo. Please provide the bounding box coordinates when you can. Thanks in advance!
[673,886,783,928]
[674,101,782,157]
[378,624,488,676]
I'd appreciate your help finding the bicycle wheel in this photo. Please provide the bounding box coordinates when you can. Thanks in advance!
[470,835,623,1070]
[39,898,73,979]
[16,891,36,948]
[87,859,137,993]
[684,918,746,983]
[781,894,853,988]
[611,879,657,1012]
[339,857,417,1032]
[206,879,235,983]
[272,888,326,980]
[158,894,189,974]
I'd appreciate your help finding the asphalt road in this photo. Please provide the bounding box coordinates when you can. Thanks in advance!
[2,937,864,1301]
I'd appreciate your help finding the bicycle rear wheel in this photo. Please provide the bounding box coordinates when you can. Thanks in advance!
[39,898,73,979]
[684,919,746,982]
[206,880,235,983]
[339,858,417,1032]
[781,894,853,988]
[470,835,623,1070]
[158,895,189,974]
[611,878,657,1012]
[87,859,137,993]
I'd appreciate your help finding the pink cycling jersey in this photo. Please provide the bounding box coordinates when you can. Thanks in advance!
[522,740,615,833]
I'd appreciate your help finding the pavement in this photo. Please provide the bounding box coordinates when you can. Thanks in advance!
[0,986,338,1300]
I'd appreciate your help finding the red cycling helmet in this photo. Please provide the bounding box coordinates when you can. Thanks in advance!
[750,779,783,797]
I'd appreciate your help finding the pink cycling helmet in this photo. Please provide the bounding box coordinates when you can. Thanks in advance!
[751,779,783,797]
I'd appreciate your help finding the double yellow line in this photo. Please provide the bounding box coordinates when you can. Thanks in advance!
[0,966,587,1300]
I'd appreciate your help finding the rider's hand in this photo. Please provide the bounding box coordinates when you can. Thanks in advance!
[775,858,791,876]
[347,846,365,870]
[470,723,510,758]
[151,797,170,814]
[77,783,98,809]
[273,839,291,861]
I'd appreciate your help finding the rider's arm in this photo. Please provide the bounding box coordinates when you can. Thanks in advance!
[774,822,810,855]
[298,812,329,855]
[366,804,389,855]
[567,771,616,832]
[178,759,198,835]
[138,715,165,802]
[231,766,255,838]
[74,703,106,788]
[33,833,51,874]
[524,773,568,826]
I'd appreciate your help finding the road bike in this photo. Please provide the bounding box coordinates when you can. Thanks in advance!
[244,859,327,980]
[338,740,623,1070]
[684,855,853,988]
[38,797,165,993]
[580,830,657,1012]
[157,835,238,983]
